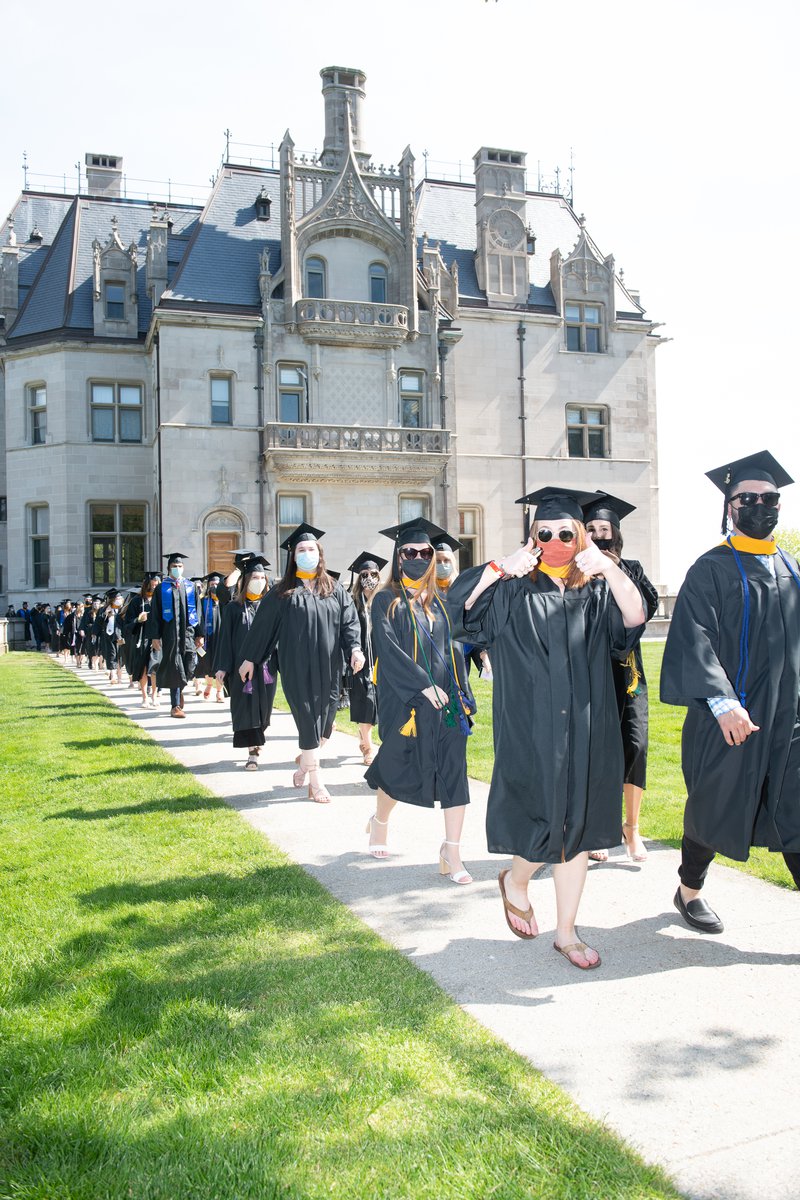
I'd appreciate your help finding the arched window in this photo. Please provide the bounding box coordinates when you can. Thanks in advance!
[369,262,388,304]
[305,256,326,299]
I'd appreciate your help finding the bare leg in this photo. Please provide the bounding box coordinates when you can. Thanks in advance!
[552,852,599,967]
[366,788,397,858]
[623,784,647,860]
[441,805,470,879]
[503,856,543,937]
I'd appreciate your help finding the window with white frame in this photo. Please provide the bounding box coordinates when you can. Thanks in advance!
[211,376,232,425]
[277,494,308,570]
[369,262,388,304]
[90,383,143,443]
[29,385,47,445]
[30,505,50,588]
[90,503,146,586]
[305,256,326,299]
[398,495,430,523]
[399,370,424,428]
[566,404,609,458]
[458,507,480,571]
[104,281,126,321]
[277,364,307,423]
[565,302,603,352]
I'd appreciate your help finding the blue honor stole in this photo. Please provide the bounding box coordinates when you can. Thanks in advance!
[160,579,198,627]
[202,596,216,638]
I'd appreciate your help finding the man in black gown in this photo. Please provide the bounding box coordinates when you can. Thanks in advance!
[146,552,202,718]
[661,450,800,933]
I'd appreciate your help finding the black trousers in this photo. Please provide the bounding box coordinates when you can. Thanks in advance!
[679,835,800,891]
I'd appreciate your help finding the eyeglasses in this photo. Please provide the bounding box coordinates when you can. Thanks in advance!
[400,547,434,561]
[729,491,780,508]
[536,529,576,544]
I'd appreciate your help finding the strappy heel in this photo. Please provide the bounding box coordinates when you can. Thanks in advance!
[359,738,375,766]
[439,840,472,885]
[308,768,331,804]
[622,822,648,862]
[366,814,390,858]
[292,754,308,788]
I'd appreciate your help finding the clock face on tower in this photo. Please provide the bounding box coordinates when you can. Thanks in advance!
[487,209,525,251]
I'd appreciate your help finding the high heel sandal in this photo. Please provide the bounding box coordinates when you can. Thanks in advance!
[366,814,390,858]
[622,822,648,862]
[292,754,308,788]
[439,840,472,885]
[359,739,375,766]
[307,768,331,804]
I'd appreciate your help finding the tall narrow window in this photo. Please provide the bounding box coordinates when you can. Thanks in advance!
[566,404,609,458]
[305,256,326,299]
[369,262,388,304]
[104,282,126,320]
[398,495,430,523]
[0,496,7,523]
[90,503,146,585]
[277,494,307,570]
[30,505,50,588]
[399,370,424,428]
[565,302,603,352]
[29,386,47,445]
[277,364,307,423]
[458,507,480,571]
[91,383,143,443]
[211,377,232,425]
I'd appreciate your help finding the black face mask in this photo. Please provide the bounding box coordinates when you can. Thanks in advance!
[401,557,429,581]
[733,504,779,539]
[591,537,614,552]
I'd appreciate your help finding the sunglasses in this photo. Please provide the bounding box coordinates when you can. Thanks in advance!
[729,491,780,508]
[536,529,576,544]
[360,570,380,579]
[400,547,434,561]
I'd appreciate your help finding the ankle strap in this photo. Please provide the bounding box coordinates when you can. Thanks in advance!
[442,840,460,846]
[371,815,388,825]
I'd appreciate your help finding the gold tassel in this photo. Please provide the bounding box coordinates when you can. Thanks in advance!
[399,707,417,737]
[625,650,640,696]
[372,657,378,684]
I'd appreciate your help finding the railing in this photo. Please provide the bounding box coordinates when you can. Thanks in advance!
[296,298,408,331]
[265,423,449,454]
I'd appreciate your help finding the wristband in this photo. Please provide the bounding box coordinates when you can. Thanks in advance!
[488,560,504,576]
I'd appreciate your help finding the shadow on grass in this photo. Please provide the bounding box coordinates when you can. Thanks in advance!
[44,793,226,822]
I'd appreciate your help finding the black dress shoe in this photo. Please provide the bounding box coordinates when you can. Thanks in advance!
[673,888,724,934]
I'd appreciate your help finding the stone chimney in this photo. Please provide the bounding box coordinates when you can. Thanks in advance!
[320,66,369,168]
[146,210,169,307]
[85,153,123,197]
[0,219,20,331]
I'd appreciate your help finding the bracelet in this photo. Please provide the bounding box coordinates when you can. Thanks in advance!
[488,560,504,576]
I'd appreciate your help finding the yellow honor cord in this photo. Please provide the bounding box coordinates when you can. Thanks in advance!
[245,590,262,601]
[538,561,571,578]
[296,568,317,579]
[722,535,777,555]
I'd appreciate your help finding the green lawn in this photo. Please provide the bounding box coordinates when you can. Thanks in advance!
[0,654,679,1200]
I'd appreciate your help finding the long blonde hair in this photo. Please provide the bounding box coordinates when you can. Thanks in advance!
[386,547,439,618]
[531,519,593,589]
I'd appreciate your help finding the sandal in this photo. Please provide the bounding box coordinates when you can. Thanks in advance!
[439,840,472,885]
[365,814,390,858]
[359,739,375,766]
[244,754,258,771]
[588,849,609,862]
[622,822,648,863]
[203,685,211,700]
[498,869,537,939]
[292,754,308,788]
[553,939,601,970]
[307,769,331,804]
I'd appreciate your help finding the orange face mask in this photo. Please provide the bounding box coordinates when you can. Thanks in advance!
[537,538,575,568]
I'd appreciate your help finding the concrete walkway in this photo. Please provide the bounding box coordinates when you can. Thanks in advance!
[63,664,800,1200]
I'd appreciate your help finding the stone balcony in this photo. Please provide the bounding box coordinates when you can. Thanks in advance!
[295,298,409,346]
[264,422,450,484]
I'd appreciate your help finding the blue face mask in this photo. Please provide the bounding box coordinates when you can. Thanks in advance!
[169,565,182,579]
[296,549,319,573]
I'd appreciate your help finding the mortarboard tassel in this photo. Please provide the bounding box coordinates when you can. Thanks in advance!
[399,707,417,737]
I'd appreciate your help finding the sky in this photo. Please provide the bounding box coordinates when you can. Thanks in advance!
[3,0,798,587]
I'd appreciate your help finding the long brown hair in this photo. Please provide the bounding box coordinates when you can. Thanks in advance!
[234,566,269,603]
[276,541,336,599]
[386,546,439,618]
[531,519,593,589]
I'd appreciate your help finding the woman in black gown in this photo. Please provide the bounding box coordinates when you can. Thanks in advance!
[124,573,161,707]
[582,493,660,864]
[346,551,387,766]
[239,524,364,803]
[364,519,476,884]
[214,555,277,770]
[449,488,645,969]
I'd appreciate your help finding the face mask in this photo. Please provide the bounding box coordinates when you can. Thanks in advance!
[295,549,319,572]
[361,575,379,592]
[113,598,123,608]
[246,577,266,596]
[537,539,575,568]
[436,562,454,580]
[169,565,182,579]
[402,557,429,581]
[590,536,614,552]
[733,504,779,539]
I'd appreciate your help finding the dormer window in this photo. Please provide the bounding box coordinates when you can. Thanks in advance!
[369,263,388,304]
[565,302,602,352]
[255,188,271,221]
[305,256,326,299]
[104,282,125,320]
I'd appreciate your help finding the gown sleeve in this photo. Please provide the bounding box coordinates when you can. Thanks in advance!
[238,588,283,666]
[448,565,516,647]
[145,586,163,641]
[660,558,737,707]
[338,587,362,658]
[213,602,236,676]
[622,560,659,622]
[371,591,434,705]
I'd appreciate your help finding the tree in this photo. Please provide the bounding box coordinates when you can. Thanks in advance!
[776,527,800,558]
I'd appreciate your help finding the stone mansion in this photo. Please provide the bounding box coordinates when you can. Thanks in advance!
[0,65,665,604]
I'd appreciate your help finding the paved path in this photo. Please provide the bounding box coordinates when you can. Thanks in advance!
[64,666,800,1200]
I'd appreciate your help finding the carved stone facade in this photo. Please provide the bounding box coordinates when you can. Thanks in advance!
[0,65,663,603]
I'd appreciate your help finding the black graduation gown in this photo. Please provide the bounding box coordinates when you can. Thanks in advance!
[190,595,224,681]
[449,566,644,863]
[97,609,124,669]
[239,581,362,750]
[660,544,800,861]
[612,559,659,788]
[364,589,475,810]
[123,595,154,682]
[213,599,278,747]
[78,609,96,655]
[146,580,200,691]
[348,598,378,725]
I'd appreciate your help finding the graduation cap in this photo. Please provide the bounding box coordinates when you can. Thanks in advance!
[203,571,223,583]
[143,571,161,582]
[348,551,389,575]
[83,592,94,601]
[517,487,598,523]
[280,523,325,551]
[581,491,636,528]
[233,547,260,568]
[379,517,449,547]
[105,589,122,602]
[433,533,464,553]
[706,450,793,534]
[163,551,188,566]
[241,555,270,573]
[327,569,341,582]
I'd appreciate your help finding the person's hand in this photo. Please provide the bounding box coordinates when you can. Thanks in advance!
[498,537,540,578]
[152,638,161,652]
[195,637,204,647]
[574,541,613,576]
[717,706,760,746]
[215,670,226,684]
[137,612,148,623]
[422,684,449,709]
[239,659,254,683]
[350,649,366,673]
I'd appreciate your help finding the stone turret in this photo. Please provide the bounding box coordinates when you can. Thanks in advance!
[320,66,369,169]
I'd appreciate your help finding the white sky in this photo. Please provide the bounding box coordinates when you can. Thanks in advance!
[3,0,798,587]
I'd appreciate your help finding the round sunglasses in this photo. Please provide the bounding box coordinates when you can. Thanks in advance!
[536,529,576,544]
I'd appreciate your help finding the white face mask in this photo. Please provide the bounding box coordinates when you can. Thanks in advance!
[246,576,266,595]
[112,598,123,608]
